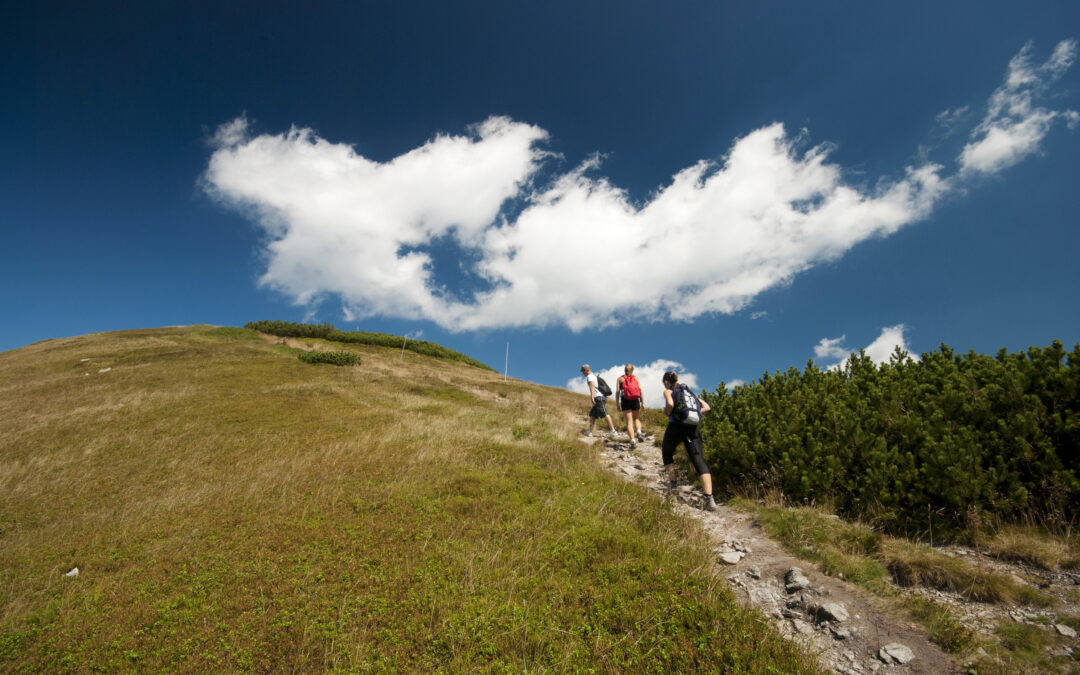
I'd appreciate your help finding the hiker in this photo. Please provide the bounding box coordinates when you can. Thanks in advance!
[616,364,644,445]
[580,364,617,437]
[661,371,717,511]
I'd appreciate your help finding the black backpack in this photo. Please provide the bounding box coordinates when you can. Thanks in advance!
[595,375,612,397]
[671,384,701,425]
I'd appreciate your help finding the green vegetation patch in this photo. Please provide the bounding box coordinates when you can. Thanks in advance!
[245,320,494,371]
[203,326,261,341]
[703,341,1080,539]
[901,596,978,654]
[297,350,360,366]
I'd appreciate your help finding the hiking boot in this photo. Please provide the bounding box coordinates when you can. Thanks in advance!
[702,495,717,511]
[605,430,619,438]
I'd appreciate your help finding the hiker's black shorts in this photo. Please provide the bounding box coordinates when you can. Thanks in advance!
[619,397,641,412]
[589,396,609,418]
[662,423,710,476]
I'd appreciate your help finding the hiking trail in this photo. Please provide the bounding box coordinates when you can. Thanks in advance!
[581,422,1079,673]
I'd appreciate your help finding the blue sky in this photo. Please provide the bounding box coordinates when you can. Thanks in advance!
[3,2,1079,403]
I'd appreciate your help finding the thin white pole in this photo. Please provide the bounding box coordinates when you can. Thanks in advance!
[504,342,509,380]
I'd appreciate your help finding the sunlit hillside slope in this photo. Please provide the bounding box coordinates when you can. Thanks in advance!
[0,326,817,673]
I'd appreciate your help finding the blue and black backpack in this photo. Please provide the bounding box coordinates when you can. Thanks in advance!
[671,384,701,425]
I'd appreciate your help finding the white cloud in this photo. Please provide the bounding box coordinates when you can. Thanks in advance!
[959,40,1078,175]
[203,116,549,319]
[820,324,919,371]
[814,335,848,361]
[206,119,947,331]
[204,42,1074,332]
[564,359,699,409]
[726,378,746,390]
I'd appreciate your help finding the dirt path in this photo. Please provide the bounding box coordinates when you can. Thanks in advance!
[585,428,958,675]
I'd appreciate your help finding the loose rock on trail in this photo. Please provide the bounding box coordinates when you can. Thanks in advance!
[583,425,957,675]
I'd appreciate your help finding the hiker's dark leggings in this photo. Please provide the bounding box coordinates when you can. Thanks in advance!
[662,423,711,476]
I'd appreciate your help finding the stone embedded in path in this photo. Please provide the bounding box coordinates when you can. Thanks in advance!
[749,587,778,606]
[746,565,761,579]
[1056,623,1078,638]
[718,551,744,565]
[791,619,815,635]
[830,626,851,640]
[785,567,811,592]
[812,602,850,624]
[879,643,915,665]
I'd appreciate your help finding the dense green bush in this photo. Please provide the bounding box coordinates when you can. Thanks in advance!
[701,341,1080,539]
[297,350,360,366]
[246,320,494,371]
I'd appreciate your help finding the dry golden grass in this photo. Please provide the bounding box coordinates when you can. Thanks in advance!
[1,325,819,672]
[986,525,1080,571]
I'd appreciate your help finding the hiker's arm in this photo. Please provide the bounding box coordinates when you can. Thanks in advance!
[588,380,597,398]
[663,389,674,416]
[698,395,711,414]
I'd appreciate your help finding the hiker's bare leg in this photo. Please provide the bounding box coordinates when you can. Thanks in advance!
[625,411,636,442]
[606,414,616,432]
[701,472,713,496]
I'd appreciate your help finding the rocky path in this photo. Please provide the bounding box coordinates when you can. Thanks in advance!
[583,429,957,674]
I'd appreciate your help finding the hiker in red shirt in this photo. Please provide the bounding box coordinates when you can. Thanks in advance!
[616,364,644,446]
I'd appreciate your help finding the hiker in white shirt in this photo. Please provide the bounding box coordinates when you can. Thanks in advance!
[580,364,617,437]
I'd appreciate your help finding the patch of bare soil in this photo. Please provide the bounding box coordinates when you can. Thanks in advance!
[587,427,958,674]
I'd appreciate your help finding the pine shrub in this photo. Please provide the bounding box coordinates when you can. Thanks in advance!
[702,342,1080,538]
[297,350,360,366]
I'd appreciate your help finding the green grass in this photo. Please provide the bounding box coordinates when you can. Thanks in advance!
[0,326,818,673]
[901,596,977,654]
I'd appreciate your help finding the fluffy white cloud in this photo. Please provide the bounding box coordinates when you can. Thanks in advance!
[814,335,849,361]
[203,115,549,319]
[204,42,1074,332]
[819,324,919,371]
[205,118,947,331]
[564,359,700,409]
[959,40,1078,175]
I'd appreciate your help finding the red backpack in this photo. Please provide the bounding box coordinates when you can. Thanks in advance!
[621,375,641,400]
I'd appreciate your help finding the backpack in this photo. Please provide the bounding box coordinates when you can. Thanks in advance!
[621,375,641,400]
[671,384,701,425]
[595,375,612,397]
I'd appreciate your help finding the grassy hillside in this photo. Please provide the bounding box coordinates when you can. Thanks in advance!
[0,326,817,673]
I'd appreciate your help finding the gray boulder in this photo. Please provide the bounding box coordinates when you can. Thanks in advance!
[785,567,811,592]
[879,643,915,664]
